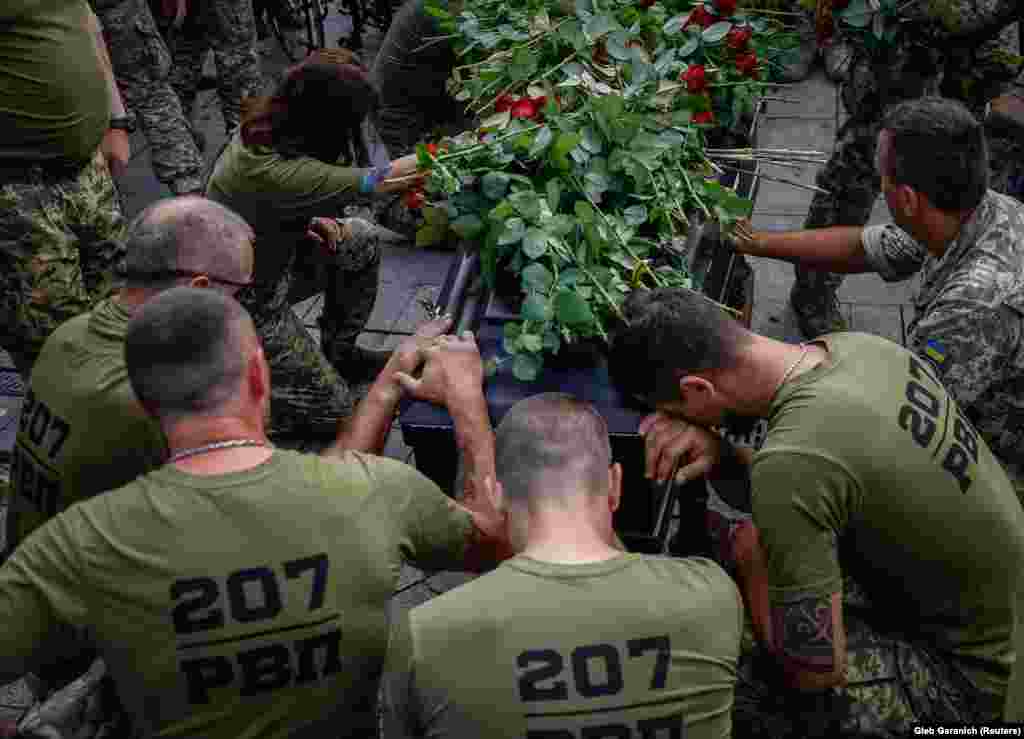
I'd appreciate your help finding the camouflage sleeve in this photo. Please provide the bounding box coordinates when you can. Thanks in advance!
[861,224,927,282]
[907,266,1020,408]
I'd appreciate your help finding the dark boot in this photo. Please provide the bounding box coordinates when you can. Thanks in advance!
[319,218,389,382]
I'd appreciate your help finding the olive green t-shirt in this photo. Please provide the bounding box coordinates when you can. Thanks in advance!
[0,0,110,165]
[0,449,474,738]
[206,134,370,284]
[385,554,741,738]
[9,299,167,550]
[752,331,1024,700]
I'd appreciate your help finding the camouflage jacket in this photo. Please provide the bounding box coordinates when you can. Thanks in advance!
[842,0,1021,110]
[861,191,1024,487]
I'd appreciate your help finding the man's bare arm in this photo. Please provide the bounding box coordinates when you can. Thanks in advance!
[324,316,454,457]
[87,8,127,118]
[732,221,872,274]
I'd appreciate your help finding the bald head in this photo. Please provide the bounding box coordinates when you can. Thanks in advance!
[495,394,612,505]
[126,287,256,424]
[124,196,254,290]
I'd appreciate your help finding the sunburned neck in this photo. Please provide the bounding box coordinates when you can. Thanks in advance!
[731,336,831,415]
[164,415,272,475]
[520,515,622,565]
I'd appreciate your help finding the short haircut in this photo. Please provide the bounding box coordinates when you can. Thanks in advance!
[608,287,748,406]
[495,393,612,504]
[881,97,988,212]
[126,287,252,423]
[124,196,253,289]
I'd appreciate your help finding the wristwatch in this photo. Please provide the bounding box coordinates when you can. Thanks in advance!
[109,114,137,134]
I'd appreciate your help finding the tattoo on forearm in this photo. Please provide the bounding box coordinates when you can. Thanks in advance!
[772,597,835,673]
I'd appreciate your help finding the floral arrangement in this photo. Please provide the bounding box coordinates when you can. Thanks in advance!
[399,0,813,379]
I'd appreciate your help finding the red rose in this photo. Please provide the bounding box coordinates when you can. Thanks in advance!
[425,143,439,156]
[716,0,736,16]
[735,51,758,77]
[639,0,656,7]
[403,189,425,210]
[726,26,752,51]
[510,98,539,120]
[494,94,516,113]
[685,5,716,29]
[692,111,714,124]
[681,64,708,93]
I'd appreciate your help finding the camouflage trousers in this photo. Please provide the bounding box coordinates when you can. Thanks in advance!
[239,221,381,441]
[733,582,1000,739]
[796,48,1023,326]
[167,0,262,135]
[95,0,204,194]
[0,150,126,378]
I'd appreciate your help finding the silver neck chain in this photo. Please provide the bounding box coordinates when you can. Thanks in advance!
[168,439,267,463]
[778,343,809,391]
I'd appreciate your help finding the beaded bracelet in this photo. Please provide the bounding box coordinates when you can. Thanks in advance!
[359,165,392,194]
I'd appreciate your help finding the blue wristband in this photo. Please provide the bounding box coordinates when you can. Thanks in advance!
[359,165,391,194]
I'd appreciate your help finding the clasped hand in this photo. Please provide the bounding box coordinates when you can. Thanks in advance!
[638,412,723,484]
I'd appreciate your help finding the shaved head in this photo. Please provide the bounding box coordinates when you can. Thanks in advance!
[126,287,257,424]
[495,393,612,504]
[124,196,254,289]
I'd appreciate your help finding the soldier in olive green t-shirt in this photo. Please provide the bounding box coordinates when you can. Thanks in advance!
[385,394,742,739]
[1,287,510,738]
[5,196,255,556]
[610,288,1024,736]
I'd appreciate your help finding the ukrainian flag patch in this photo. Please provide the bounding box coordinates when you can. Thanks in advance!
[924,339,948,369]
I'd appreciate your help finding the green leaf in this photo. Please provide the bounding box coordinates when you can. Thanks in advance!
[607,32,632,61]
[520,293,552,322]
[482,172,511,200]
[663,12,690,34]
[574,200,596,223]
[479,110,511,130]
[839,0,872,28]
[554,290,595,326]
[498,217,526,245]
[529,125,554,157]
[503,321,522,351]
[584,13,619,39]
[519,333,544,352]
[415,223,448,248]
[522,228,548,259]
[623,204,648,225]
[422,206,448,227]
[584,171,610,198]
[451,213,485,239]
[509,190,541,221]
[558,268,580,287]
[543,329,561,352]
[552,132,584,160]
[580,126,603,154]
[701,21,732,43]
[547,179,563,211]
[522,262,554,291]
[547,214,575,236]
[512,353,543,381]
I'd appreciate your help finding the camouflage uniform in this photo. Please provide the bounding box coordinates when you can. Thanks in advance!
[733,579,996,739]
[166,0,262,135]
[91,0,205,195]
[860,190,1024,490]
[369,0,471,158]
[0,150,126,378]
[794,0,1023,338]
[237,218,381,441]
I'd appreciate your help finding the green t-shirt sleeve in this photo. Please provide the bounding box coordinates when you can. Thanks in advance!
[0,512,89,681]
[751,451,857,605]
[359,454,474,571]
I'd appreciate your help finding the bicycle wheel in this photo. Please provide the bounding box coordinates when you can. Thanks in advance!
[270,0,307,60]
